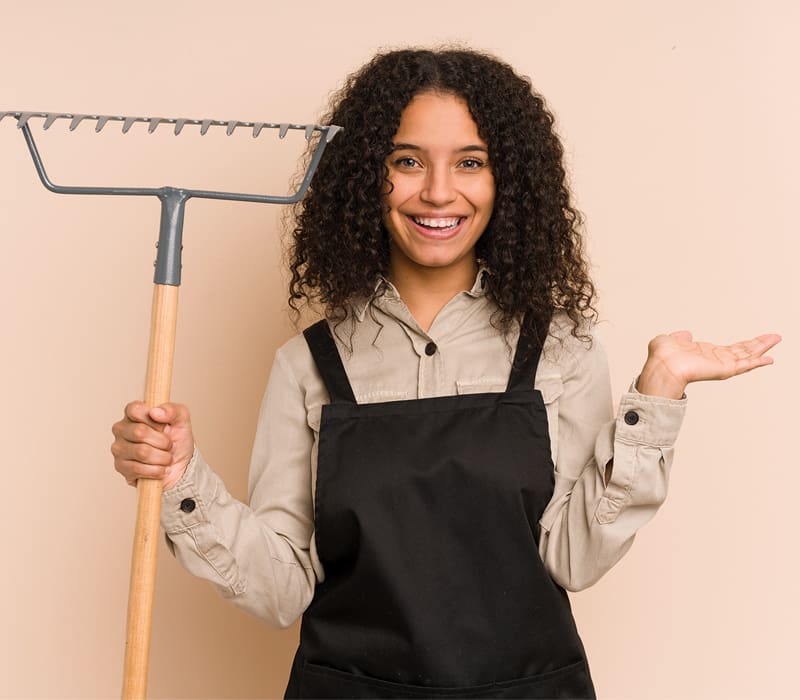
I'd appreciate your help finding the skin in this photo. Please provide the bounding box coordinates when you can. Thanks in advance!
[382,92,495,332]
[111,92,781,488]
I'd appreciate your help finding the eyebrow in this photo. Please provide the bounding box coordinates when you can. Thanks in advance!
[391,142,489,154]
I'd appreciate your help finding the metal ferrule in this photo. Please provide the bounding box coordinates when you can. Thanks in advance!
[155,189,188,286]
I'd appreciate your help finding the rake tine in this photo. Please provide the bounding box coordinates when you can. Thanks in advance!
[18,112,38,129]
[69,114,91,130]
[3,112,340,143]
[96,115,113,132]
[68,114,82,130]
[43,113,65,129]
[324,125,342,143]
[148,118,167,134]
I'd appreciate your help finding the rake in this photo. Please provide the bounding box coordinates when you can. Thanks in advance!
[1,110,340,698]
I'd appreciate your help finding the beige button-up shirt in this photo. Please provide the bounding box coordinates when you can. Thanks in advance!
[162,274,686,628]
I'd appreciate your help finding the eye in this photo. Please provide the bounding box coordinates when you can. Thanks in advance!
[459,158,485,170]
[393,156,419,169]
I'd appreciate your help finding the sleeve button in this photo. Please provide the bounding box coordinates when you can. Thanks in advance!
[424,341,437,356]
[623,410,640,426]
[179,498,196,514]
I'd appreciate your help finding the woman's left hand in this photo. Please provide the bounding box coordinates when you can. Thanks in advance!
[636,331,782,399]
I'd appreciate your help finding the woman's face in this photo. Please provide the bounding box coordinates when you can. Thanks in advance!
[382,92,495,284]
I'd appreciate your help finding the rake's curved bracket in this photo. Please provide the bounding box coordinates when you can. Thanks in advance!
[5,111,341,285]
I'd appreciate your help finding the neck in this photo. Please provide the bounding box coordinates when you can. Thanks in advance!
[387,256,478,333]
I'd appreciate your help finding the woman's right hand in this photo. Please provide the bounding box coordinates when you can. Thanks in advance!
[111,402,195,490]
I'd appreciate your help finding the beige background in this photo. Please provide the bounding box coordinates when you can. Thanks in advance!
[1,1,797,698]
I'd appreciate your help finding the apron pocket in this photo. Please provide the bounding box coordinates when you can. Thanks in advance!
[296,659,595,699]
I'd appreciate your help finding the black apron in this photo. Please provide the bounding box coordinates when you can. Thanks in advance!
[285,319,595,699]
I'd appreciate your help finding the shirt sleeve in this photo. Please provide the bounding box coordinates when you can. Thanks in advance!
[537,329,687,591]
[160,346,317,628]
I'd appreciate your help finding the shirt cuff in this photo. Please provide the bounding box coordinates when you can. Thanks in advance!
[161,447,216,534]
[615,377,687,447]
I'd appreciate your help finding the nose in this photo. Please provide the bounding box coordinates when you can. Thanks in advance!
[420,164,456,206]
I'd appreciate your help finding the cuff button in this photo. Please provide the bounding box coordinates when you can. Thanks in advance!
[623,410,640,426]
[179,498,196,514]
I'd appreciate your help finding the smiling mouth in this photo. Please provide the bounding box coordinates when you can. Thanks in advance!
[409,215,465,232]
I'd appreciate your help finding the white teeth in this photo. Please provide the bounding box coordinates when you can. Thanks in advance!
[412,216,461,228]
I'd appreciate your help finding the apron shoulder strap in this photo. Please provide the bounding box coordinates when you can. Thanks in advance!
[303,320,357,404]
[506,314,550,393]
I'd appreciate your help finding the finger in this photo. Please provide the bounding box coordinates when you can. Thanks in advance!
[749,333,782,354]
[669,330,693,343]
[115,458,170,481]
[728,353,776,378]
[112,439,173,466]
[111,418,172,450]
[734,334,782,359]
[124,401,164,430]
[133,441,174,466]
[149,402,191,427]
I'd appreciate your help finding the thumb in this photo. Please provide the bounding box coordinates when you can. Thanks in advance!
[149,402,190,426]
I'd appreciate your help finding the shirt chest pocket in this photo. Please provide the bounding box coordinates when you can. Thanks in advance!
[455,378,505,395]
[307,390,410,433]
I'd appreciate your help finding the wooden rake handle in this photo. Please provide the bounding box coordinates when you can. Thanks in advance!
[12,119,339,698]
[122,284,179,698]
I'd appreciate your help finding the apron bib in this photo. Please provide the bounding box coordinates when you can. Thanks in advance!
[285,318,595,699]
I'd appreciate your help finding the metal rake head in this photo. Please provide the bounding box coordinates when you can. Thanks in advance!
[2,108,342,286]
[1,108,341,207]
[0,110,341,142]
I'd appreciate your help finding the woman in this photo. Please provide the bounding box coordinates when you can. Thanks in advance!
[111,48,779,698]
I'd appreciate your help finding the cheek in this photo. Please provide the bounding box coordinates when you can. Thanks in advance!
[484,183,496,215]
[473,190,495,217]
[381,205,404,235]
[383,172,420,210]
[466,174,495,211]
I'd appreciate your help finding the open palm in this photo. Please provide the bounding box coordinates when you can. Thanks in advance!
[646,331,781,387]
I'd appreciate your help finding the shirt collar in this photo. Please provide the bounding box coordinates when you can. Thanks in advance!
[352,266,489,321]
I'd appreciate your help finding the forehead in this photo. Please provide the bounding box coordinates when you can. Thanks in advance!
[392,92,486,148]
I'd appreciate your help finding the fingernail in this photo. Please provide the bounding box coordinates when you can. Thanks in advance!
[151,407,165,419]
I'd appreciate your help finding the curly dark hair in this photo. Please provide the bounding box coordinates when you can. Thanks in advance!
[288,47,597,342]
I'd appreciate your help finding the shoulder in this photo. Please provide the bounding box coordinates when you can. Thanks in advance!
[275,327,313,364]
[271,326,322,394]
